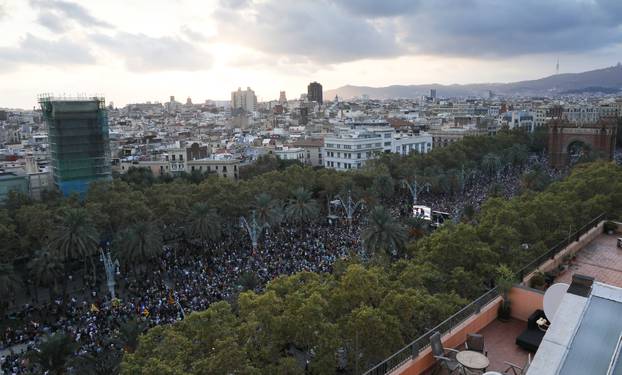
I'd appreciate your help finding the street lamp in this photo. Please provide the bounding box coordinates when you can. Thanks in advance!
[333,190,364,231]
[402,177,431,205]
[99,248,120,300]
[240,210,267,251]
[458,164,476,198]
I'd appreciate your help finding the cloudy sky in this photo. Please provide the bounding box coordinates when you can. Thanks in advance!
[1,0,622,108]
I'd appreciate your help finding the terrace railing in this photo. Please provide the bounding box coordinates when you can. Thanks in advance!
[363,287,499,375]
[516,212,605,282]
[363,213,606,375]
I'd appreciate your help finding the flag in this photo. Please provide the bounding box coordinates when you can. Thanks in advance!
[168,290,175,305]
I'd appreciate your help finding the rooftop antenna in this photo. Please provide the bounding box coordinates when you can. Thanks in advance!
[556,57,559,75]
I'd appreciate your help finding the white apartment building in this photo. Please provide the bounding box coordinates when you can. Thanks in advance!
[392,132,433,156]
[324,130,383,171]
[231,87,257,112]
[274,146,304,161]
[563,104,599,124]
[533,107,550,128]
[323,128,433,171]
[500,110,536,132]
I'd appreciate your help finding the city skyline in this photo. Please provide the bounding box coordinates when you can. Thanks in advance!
[1,0,622,108]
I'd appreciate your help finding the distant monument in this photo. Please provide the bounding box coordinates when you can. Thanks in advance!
[548,119,617,168]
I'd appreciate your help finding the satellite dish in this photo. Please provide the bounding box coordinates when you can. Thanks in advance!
[543,283,570,321]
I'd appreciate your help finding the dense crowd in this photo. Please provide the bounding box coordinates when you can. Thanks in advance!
[0,154,562,374]
[1,221,364,374]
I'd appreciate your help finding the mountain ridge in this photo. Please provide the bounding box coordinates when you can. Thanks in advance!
[324,64,622,99]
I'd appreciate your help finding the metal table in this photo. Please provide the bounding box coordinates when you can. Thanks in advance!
[456,350,490,371]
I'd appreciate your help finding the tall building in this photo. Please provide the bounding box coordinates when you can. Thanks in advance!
[39,96,111,196]
[279,91,287,104]
[307,81,323,104]
[430,89,437,100]
[231,87,257,112]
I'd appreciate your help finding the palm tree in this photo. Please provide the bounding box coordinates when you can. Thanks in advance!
[113,221,163,273]
[481,153,501,178]
[0,263,21,315]
[372,175,395,202]
[187,202,221,247]
[50,208,99,282]
[27,332,78,375]
[254,193,284,227]
[285,187,320,228]
[28,249,64,302]
[362,206,407,257]
[405,216,430,239]
[67,348,122,375]
[115,318,147,353]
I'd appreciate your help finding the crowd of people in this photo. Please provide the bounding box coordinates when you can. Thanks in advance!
[1,220,364,374]
[0,153,568,374]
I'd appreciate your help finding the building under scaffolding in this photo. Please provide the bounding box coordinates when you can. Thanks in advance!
[38,95,111,196]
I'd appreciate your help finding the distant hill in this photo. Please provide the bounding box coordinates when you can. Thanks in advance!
[324,64,622,99]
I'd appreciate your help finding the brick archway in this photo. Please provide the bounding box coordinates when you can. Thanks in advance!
[548,119,617,168]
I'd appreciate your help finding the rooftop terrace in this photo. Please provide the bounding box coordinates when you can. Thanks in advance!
[379,219,622,375]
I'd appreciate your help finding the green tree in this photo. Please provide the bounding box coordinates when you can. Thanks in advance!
[50,208,99,281]
[28,249,64,302]
[342,306,402,373]
[113,221,163,273]
[0,262,20,315]
[254,193,283,227]
[362,206,407,257]
[285,187,319,227]
[115,318,148,353]
[67,347,122,375]
[371,174,395,202]
[27,332,78,375]
[481,152,501,177]
[187,202,222,247]
[0,209,19,262]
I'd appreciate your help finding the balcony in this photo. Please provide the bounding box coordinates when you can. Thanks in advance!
[367,217,619,375]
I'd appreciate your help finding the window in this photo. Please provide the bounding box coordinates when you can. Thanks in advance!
[191,166,195,171]
[384,141,391,146]
[375,143,381,147]
[172,155,175,161]
[384,133,390,138]
[356,145,362,149]
[222,166,227,172]
[180,155,183,161]
[357,153,361,159]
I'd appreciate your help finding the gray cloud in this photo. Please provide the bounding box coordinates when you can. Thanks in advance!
[332,0,420,17]
[181,25,207,42]
[397,0,622,57]
[215,0,622,63]
[215,0,402,63]
[30,0,112,31]
[91,32,213,72]
[0,33,96,70]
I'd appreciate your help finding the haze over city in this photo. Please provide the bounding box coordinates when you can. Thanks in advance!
[1,0,622,108]
[2,1,622,375]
